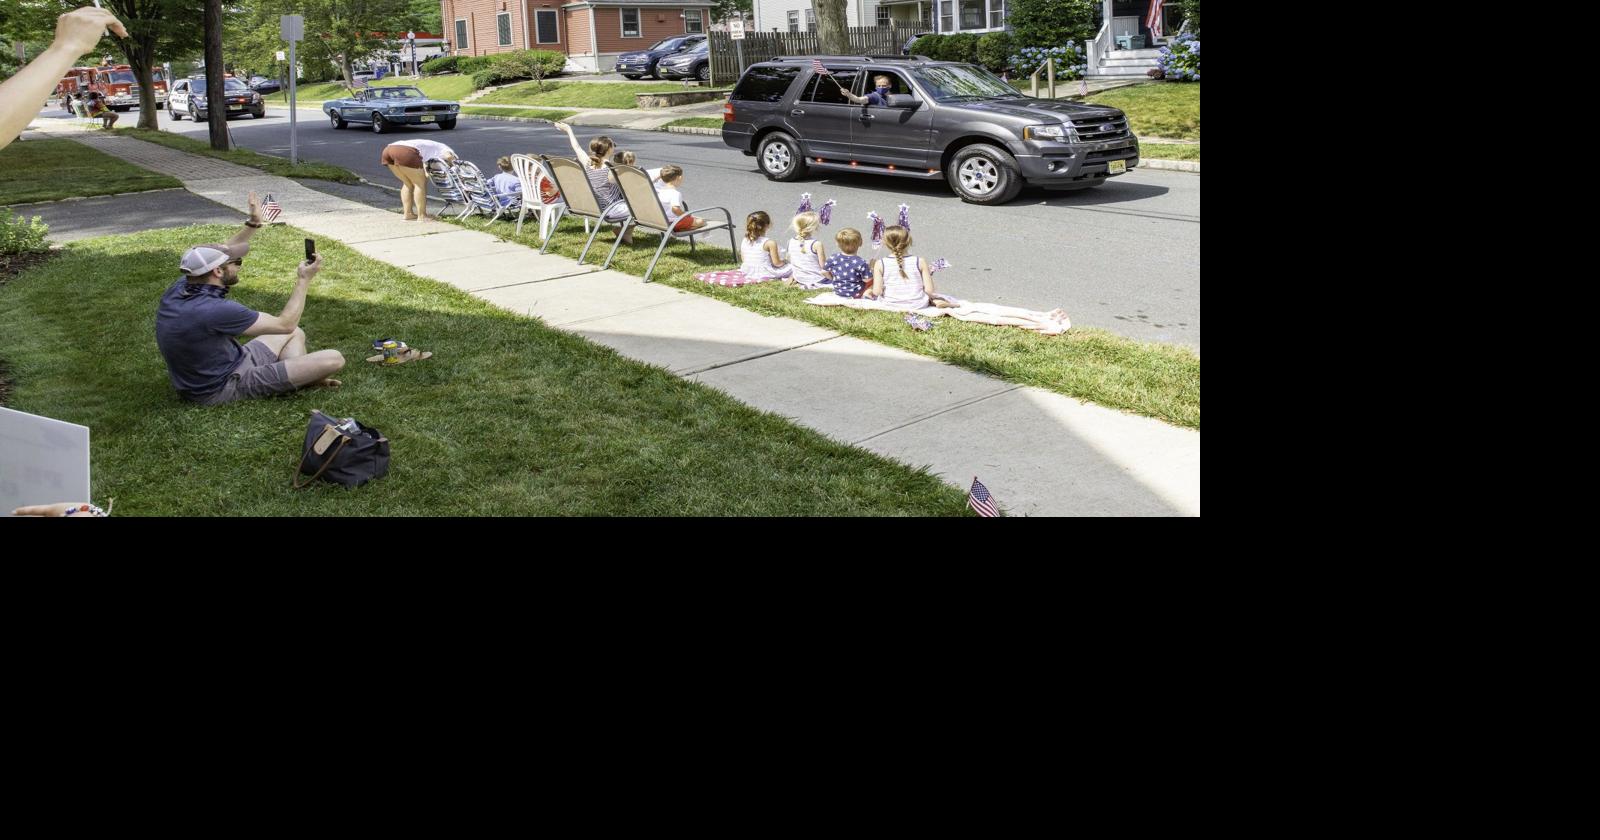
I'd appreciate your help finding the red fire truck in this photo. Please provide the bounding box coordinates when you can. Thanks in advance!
[56,66,97,97]
[90,64,170,110]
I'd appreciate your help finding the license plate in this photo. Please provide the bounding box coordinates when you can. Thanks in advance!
[228,105,243,110]
[420,115,434,122]
[1108,160,1127,175]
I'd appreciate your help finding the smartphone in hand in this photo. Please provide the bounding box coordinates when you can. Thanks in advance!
[305,238,316,262]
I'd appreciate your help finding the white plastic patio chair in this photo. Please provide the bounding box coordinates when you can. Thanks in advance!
[510,153,586,243]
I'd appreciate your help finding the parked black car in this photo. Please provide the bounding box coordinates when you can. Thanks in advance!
[249,76,282,95]
[658,41,710,81]
[614,34,707,79]
[721,56,1139,204]
[902,33,934,55]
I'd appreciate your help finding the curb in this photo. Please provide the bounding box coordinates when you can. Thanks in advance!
[459,113,566,124]
[662,125,722,136]
[1139,159,1199,173]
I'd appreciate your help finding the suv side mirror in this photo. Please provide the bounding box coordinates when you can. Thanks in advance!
[887,94,920,109]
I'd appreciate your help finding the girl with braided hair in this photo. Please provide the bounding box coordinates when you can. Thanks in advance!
[870,225,948,310]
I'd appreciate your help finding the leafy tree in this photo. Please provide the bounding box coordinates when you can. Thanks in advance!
[1008,0,1096,50]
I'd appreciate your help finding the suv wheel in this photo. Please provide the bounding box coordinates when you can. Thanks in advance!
[757,132,808,182]
[948,143,1024,205]
[371,112,388,134]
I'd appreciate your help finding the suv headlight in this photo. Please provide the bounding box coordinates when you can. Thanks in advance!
[1024,123,1074,142]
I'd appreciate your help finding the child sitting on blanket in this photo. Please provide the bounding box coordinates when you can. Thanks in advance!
[786,211,830,289]
[693,211,792,286]
[823,228,871,298]
[655,165,707,232]
[871,225,957,311]
[490,157,522,208]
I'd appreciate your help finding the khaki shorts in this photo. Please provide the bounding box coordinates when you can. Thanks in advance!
[195,339,295,405]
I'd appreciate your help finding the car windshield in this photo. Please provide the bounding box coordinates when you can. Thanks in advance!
[370,87,423,99]
[911,65,1024,101]
[189,78,249,94]
[649,37,683,51]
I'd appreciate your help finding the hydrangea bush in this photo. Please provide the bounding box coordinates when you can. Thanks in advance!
[1009,44,1087,80]
[1158,32,1200,81]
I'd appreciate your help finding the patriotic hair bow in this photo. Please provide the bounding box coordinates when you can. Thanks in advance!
[818,198,836,226]
[797,193,814,214]
[897,203,911,232]
[868,211,885,249]
[930,258,951,273]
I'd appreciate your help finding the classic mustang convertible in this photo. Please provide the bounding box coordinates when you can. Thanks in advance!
[325,86,459,133]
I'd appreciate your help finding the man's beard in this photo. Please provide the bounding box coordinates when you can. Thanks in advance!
[222,270,241,287]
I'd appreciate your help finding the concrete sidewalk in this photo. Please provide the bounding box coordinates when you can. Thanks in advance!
[34,124,1199,516]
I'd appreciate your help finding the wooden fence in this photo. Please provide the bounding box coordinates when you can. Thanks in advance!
[709,25,925,86]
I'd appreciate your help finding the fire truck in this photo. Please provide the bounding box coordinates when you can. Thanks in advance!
[56,64,169,110]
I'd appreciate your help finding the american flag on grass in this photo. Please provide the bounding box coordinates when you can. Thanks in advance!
[261,194,281,222]
[968,477,998,517]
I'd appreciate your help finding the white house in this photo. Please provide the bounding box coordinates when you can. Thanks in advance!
[750,1,1004,35]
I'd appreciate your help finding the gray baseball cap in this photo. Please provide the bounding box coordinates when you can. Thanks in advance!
[179,241,249,276]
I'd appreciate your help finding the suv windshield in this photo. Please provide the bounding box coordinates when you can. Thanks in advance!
[649,37,684,51]
[911,65,1023,101]
[189,78,249,94]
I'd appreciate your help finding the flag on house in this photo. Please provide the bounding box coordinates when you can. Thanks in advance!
[1146,0,1165,39]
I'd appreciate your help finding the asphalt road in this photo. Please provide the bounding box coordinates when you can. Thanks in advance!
[38,104,1201,348]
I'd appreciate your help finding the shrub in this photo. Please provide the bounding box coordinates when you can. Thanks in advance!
[910,33,944,59]
[1009,0,1097,52]
[420,55,459,74]
[1179,0,1200,34]
[1008,44,1086,79]
[0,209,49,257]
[467,50,566,88]
[976,31,1015,74]
[1157,32,1199,81]
[938,33,980,64]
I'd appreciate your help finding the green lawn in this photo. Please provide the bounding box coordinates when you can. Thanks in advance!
[1141,143,1199,161]
[476,81,727,109]
[0,138,181,204]
[460,106,579,122]
[0,225,973,516]
[1085,82,1200,140]
[112,128,360,183]
[664,117,724,130]
[457,217,1200,429]
[266,75,477,105]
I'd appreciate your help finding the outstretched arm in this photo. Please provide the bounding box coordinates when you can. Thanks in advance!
[0,6,128,151]
[553,122,586,159]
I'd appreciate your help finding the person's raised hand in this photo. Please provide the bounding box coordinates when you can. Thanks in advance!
[298,252,323,280]
[52,6,128,57]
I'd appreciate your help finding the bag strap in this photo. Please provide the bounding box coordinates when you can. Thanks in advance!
[292,434,351,489]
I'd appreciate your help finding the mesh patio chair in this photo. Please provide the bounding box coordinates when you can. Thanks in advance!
[424,158,466,218]
[452,159,512,224]
[539,155,629,265]
[510,153,586,243]
[605,161,736,283]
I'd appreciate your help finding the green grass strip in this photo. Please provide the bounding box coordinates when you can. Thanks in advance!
[1141,143,1199,161]
[0,224,973,516]
[1084,82,1200,140]
[0,138,182,204]
[454,216,1199,429]
[664,117,724,130]
[460,106,579,121]
[475,81,728,110]
[111,127,361,183]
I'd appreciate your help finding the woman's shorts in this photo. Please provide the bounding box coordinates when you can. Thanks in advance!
[380,144,424,168]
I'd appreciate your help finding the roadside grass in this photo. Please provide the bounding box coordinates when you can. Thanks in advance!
[0,224,972,516]
[265,75,476,105]
[111,128,361,183]
[1141,143,1199,161]
[0,138,181,204]
[456,216,1200,429]
[460,106,579,121]
[1086,82,1200,140]
[664,117,724,130]
[476,81,728,109]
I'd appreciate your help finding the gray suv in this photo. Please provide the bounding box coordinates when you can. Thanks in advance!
[721,56,1139,205]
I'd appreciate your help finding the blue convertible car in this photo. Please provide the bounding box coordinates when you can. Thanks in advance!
[324,86,459,133]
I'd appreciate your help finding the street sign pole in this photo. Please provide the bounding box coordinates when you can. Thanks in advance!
[729,17,745,79]
[281,15,304,165]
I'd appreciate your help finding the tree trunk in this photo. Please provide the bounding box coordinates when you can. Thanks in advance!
[814,0,849,56]
[204,0,227,150]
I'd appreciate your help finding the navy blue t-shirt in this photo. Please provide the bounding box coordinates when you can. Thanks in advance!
[866,87,891,106]
[154,279,260,399]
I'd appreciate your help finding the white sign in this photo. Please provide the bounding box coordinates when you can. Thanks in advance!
[729,19,745,39]
[280,14,304,42]
[406,30,415,41]
[0,407,91,517]
[276,50,286,61]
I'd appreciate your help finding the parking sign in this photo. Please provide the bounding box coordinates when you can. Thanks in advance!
[730,19,745,39]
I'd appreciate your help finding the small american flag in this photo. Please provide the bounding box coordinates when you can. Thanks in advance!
[968,477,998,517]
[811,60,830,75]
[930,258,951,273]
[797,192,813,214]
[261,194,281,222]
[868,211,884,248]
[818,198,836,225]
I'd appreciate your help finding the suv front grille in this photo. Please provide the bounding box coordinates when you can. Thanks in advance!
[1070,114,1130,142]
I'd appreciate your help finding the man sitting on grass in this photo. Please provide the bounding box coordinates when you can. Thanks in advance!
[155,192,345,406]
